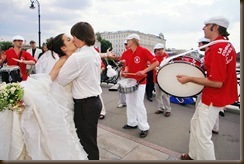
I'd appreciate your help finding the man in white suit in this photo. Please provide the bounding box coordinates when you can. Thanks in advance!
[26,40,42,74]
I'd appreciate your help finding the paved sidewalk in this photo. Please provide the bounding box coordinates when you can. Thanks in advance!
[97,83,241,161]
[98,124,180,160]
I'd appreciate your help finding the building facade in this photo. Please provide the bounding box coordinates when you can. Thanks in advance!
[100,30,166,56]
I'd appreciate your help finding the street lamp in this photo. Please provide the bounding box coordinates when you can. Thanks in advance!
[29,0,41,48]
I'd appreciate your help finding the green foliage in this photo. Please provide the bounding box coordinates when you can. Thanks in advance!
[95,32,113,53]
[101,39,112,53]
[96,32,102,42]
[0,41,14,51]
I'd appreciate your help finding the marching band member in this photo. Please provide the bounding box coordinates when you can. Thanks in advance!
[121,33,159,138]
[153,43,172,117]
[178,16,238,160]
[196,37,220,134]
[0,35,36,81]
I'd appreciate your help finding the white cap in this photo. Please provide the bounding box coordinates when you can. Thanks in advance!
[126,33,140,41]
[154,43,165,50]
[12,35,24,41]
[198,37,210,43]
[204,16,229,28]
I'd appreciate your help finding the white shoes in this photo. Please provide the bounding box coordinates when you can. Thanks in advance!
[117,104,126,108]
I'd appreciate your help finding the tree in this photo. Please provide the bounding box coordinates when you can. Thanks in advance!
[96,32,102,42]
[95,32,113,53]
[100,39,112,53]
[0,41,13,51]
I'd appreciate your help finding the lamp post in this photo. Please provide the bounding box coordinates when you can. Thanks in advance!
[29,0,41,48]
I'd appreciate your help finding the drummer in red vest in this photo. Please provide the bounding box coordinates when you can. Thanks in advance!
[0,35,36,81]
[121,33,159,138]
[177,16,238,160]
[153,43,172,117]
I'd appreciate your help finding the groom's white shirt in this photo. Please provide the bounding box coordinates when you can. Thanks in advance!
[56,45,102,99]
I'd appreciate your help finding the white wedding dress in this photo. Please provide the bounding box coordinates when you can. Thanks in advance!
[35,50,60,74]
[0,74,87,160]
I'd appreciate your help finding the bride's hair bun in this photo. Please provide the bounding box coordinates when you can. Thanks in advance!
[47,37,54,51]
[46,33,66,57]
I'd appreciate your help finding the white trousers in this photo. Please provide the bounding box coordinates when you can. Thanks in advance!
[125,84,150,131]
[189,101,223,160]
[155,84,171,112]
[118,92,126,105]
[100,95,106,115]
[195,94,219,132]
[118,77,126,105]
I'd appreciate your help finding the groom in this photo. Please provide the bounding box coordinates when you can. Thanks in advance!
[56,22,102,160]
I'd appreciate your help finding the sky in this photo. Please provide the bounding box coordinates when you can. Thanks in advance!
[0,0,241,52]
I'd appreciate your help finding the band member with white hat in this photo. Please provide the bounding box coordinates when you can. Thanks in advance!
[153,43,172,117]
[121,33,159,138]
[178,16,238,160]
[0,35,36,81]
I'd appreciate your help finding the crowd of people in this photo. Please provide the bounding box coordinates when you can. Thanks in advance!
[0,16,239,160]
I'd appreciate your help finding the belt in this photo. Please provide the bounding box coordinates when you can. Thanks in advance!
[73,95,99,103]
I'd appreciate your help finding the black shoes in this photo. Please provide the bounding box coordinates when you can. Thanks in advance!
[164,112,171,117]
[123,125,138,129]
[155,110,171,117]
[147,97,153,102]
[181,153,193,160]
[155,110,164,114]
[139,130,148,138]
[123,125,148,138]
[212,130,219,134]
[219,111,225,117]
[117,104,126,108]
[189,130,219,134]
[99,114,105,119]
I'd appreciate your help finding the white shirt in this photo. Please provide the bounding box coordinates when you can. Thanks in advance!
[56,45,102,99]
[35,50,59,74]
[26,48,42,61]
[26,48,42,70]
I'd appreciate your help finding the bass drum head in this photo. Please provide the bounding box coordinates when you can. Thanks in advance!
[157,62,205,98]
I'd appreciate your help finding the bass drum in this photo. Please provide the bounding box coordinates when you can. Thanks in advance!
[157,56,205,98]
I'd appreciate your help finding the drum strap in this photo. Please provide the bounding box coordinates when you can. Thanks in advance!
[138,77,146,84]
[17,51,23,66]
[160,40,230,67]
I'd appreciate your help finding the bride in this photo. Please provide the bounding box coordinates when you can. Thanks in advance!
[0,34,88,160]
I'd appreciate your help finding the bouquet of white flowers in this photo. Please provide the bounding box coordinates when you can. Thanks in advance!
[0,82,24,112]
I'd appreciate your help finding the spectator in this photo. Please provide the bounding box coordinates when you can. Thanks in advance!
[26,40,42,74]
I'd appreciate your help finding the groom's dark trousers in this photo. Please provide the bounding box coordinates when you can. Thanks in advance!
[73,96,102,160]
